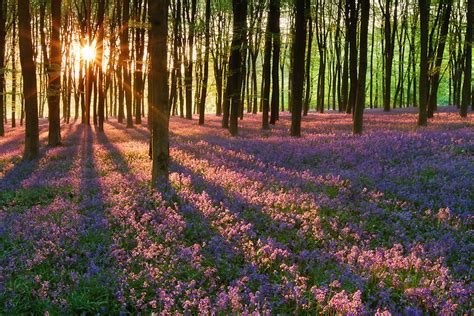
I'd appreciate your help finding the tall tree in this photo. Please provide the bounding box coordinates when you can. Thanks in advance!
[460,0,473,117]
[48,0,62,146]
[97,0,106,131]
[149,0,169,185]
[418,0,429,126]
[346,0,358,114]
[199,0,211,125]
[11,3,16,128]
[379,0,398,112]
[290,0,307,137]
[184,0,197,120]
[18,0,39,159]
[427,0,452,117]
[353,0,370,134]
[270,0,281,125]
[0,0,5,137]
[262,0,277,129]
[121,0,133,128]
[228,0,247,136]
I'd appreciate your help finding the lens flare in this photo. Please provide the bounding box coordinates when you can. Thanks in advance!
[82,43,96,62]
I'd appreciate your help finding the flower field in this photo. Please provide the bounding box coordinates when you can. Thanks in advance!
[0,107,473,314]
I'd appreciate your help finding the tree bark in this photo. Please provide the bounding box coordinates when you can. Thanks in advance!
[199,0,211,125]
[228,0,247,136]
[428,0,452,117]
[18,0,39,159]
[418,0,429,126]
[149,0,170,185]
[270,0,281,125]
[97,0,106,131]
[290,0,306,137]
[460,0,473,117]
[48,0,62,145]
[353,0,369,134]
[0,0,5,136]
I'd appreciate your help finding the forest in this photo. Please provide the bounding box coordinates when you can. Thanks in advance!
[0,0,473,314]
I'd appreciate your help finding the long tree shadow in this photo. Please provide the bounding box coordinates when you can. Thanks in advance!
[72,125,118,312]
[95,128,267,308]
[0,123,80,192]
[0,123,50,151]
[170,160,370,304]
[101,115,468,311]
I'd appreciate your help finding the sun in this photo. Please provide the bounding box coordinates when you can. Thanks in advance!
[82,42,96,62]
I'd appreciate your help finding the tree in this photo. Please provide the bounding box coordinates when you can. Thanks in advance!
[97,0,106,131]
[150,0,170,185]
[0,0,5,137]
[346,0,358,114]
[427,0,452,118]
[199,0,211,125]
[379,0,398,112]
[270,0,281,125]
[460,0,473,117]
[353,0,370,134]
[290,0,307,137]
[121,0,133,128]
[184,0,198,120]
[228,0,247,136]
[262,0,278,129]
[18,0,39,159]
[418,0,429,126]
[48,0,62,146]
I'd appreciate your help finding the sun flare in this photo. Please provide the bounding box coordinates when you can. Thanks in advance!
[81,42,96,62]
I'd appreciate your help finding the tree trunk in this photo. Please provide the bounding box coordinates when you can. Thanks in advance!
[48,0,62,145]
[149,0,170,185]
[228,0,247,136]
[290,0,306,137]
[199,0,211,125]
[18,0,39,160]
[353,0,369,134]
[460,0,473,117]
[0,0,5,136]
[261,0,274,129]
[347,0,357,115]
[121,0,133,128]
[418,0,429,126]
[11,4,16,128]
[97,0,106,131]
[270,0,281,125]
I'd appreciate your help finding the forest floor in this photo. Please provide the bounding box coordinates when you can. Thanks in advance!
[0,107,473,314]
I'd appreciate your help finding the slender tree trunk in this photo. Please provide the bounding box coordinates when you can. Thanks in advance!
[418,0,429,126]
[270,0,281,125]
[11,6,16,128]
[48,0,62,145]
[134,0,145,125]
[304,0,313,116]
[353,0,369,134]
[347,0,357,115]
[228,0,247,136]
[185,0,197,120]
[261,0,274,129]
[428,1,451,117]
[149,0,170,185]
[121,0,133,127]
[18,0,39,160]
[290,0,306,137]
[461,0,473,117]
[0,0,5,136]
[97,0,106,131]
[341,3,349,112]
[369,6,375,108]
[199,0,211,125]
